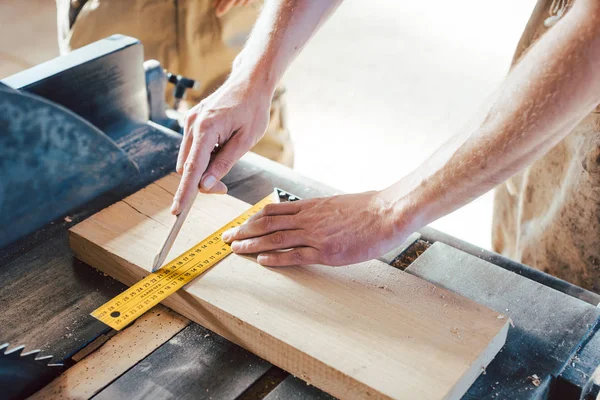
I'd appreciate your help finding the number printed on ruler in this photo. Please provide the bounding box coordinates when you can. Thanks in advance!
[91,194,274,330]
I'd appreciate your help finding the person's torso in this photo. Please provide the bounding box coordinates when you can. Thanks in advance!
[493,0,600,292]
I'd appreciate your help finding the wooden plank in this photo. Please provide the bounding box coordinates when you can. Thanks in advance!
[30,305,189,400]
[69,173,509,400]
[0,152,334,398]
[404,242,600,399]
[94,323,271,400]
[0,152,333,365]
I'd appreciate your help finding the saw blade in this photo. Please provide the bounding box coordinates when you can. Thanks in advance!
[0,342,63,400]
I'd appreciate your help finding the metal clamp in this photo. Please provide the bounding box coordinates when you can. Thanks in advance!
[274,188,301,203]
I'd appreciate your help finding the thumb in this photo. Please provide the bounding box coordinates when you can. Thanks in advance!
[200,133,250,192]
[200,179,228,195]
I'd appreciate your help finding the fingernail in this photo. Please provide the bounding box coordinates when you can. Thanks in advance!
[230,241,240,251]
[202,175,217,190]
[171,201,179,215]
[257,254,267,265]
[222,229,234,242]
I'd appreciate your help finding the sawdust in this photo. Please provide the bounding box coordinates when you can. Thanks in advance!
[390,240,432,270]
[450,327,462,339]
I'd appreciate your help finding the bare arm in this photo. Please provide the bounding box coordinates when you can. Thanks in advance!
[172,0,342,214]
[234,0,342,93]
[386,0,600,232]
[225,0,600,267]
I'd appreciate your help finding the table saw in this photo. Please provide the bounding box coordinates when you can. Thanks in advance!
[1,35,599,400]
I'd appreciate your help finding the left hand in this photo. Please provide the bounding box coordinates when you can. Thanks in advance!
[221,191,407,267]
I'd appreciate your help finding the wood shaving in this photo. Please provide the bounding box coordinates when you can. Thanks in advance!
[528,374,541,387]
[450,327,462,339]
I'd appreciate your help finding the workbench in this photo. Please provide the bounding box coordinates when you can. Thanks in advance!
[1,35,599,400]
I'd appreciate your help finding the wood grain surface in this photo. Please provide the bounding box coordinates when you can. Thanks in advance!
[69,173,509,400]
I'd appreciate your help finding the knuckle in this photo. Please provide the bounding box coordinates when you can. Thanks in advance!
[291,251,304,264]
[236,240,249,252]
[197,117,215,132]
[211,158,234,174]
[231,226,245,239]
[323,241,342,258]
[184,159,199,173]
[263,204,277,215]
[261,216,275,230]
[271,231,285,246]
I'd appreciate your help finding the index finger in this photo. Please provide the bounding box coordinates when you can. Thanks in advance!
[171,129,216,215]
[221,202,302,242]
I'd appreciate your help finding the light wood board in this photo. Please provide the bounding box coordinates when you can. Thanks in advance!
[69,173,509,400]
[31,306,189,400]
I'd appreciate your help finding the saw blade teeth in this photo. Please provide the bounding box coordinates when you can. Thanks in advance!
[48,363,64,367]
[33,355,54,362]
[0,342,63,372]
[0,343,9,353]
[5,344,25,358]
[21,349,42,359]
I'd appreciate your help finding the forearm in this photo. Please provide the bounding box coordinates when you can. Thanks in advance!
[386,0,600,232]
[232,0,342,92]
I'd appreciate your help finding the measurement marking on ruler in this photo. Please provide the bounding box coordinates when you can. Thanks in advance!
[98,222,245,319]
[91,195,273,330]
[111,246,230,321]
[97,235,230,324]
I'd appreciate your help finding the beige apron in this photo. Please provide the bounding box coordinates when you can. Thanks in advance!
[493,0,600,292]
[56,0,294,167]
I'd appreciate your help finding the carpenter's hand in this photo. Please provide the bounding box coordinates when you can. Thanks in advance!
[171,73,272,215]
[214,0,254,17]
[221,191,407,267]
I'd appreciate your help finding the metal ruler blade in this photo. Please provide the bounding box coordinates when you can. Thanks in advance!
[91,193,275,330]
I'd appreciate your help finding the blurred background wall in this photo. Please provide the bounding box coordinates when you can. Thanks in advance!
[0,0,537,249]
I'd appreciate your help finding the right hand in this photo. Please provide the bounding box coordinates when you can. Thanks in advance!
[171,72,273,215]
